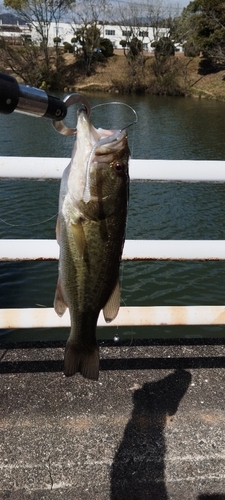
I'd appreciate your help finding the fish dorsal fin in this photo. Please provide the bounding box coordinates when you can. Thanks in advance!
[103,279,120,323]
[71,221,86,259]
[54,278,67,317]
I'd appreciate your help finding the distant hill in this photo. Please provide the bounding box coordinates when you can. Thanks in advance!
[0,12,26,25]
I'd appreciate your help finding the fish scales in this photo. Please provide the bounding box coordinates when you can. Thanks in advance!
[54,107,130,380]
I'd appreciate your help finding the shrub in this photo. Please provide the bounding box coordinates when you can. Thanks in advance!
[63,42,73,53]
[100,38,114,57]
[152,37,175,58]
[183,41,200,57]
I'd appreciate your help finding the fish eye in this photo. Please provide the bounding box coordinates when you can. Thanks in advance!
[112,161,124,174]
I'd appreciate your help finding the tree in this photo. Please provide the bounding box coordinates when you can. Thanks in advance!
[152,36,175,58]
[53,36,62,46]
[71,0,111,75]
[73,24,101,75]
[183,39,200,57]
[119,39,127,56]
[4,0,75,48]
[100,37,114,57]
[72,0,109,26]
[0,37,47,86]
[111,0,175,91]
[110,1,148,90]
[175,0,225,72]
[63,41,73,52]
[129,36,143,59]
[150,35,183,95]
[2,0,75,87]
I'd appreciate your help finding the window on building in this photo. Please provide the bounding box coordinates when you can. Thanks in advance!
[55,27,63,36]
[122,30,131,37]
[139,31,148,37]
[42,25,48,38]
[105,30,115,36]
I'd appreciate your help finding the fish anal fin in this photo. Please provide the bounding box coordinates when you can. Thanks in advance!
[56,215,60,244]
[54,278,67,317]
[64,339,99,380]
[103,279,120,323]
[71,221,86,259]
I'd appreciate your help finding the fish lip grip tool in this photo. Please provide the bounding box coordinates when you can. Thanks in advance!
[52,93,91,136]
[0,72,67,121]
[0,72,91,135]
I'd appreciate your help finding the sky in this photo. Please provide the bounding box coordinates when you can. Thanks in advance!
[175,0,189,8]
[0,0,190,14]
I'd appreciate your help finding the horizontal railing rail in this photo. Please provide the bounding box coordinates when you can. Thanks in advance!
[1,157,225,330]
[1,239,225,262]
[1,157,225,181]
[1,306,225,329]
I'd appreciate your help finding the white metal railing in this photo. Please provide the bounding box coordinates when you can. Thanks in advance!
[1,156,225,330]
[1,157,225,181]
[1,239,225,261]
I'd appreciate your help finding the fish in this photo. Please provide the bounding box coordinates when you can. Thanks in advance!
[54,105,130,380]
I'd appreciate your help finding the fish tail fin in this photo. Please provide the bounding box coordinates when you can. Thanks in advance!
[64,339,99,380]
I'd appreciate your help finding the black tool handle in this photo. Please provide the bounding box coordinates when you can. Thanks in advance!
[0,72,67,121]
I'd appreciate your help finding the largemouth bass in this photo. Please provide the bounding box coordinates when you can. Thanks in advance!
[54,106,130,380]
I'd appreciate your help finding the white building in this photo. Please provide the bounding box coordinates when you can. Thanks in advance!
[101,24,169,52]
[0,19,31,44]
[31,22,169,53]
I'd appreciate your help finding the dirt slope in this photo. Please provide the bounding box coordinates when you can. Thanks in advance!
[64,52,225,100]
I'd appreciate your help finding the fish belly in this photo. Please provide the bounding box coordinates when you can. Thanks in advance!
[56,207,126,380]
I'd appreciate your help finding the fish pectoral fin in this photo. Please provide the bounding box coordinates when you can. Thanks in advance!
[54,278,67,317]
[103,279,120,323]
[71,221,86,259]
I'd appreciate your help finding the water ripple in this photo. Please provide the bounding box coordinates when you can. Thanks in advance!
[2,94,225,341]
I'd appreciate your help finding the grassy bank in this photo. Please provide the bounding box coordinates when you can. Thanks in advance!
[2,49,225,99]
[63,52,225,100]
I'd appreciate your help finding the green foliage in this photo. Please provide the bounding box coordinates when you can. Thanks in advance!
[119,40,127,48]
[75,25,101,53]
[4,0,75,11]
[53,36,62,45]
[4,0,28,8]
[0,37,5,49]
[0,40,48,87]
[149,35,183,96]
[183,40,200,57]
[176,0,225,71]
[3,0,75,88]
[74,24,101,75]
[100,38,114,57]
[63,41,73,53]
[129,37,143,59]
[119,39,127,56]
[152,37,175,58]
[151,57,184,96]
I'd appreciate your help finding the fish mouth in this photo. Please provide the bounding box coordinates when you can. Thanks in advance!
[76,107,128,203]
[77,106,127,153]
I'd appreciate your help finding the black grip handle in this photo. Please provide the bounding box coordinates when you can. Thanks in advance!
[44,94,67,121]
[0,73,19,114]
[0,72,67,121]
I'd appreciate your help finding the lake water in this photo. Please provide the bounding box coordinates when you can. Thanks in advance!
[1,92,225,342]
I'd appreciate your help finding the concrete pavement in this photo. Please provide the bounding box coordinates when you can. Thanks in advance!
[1,340,225,499]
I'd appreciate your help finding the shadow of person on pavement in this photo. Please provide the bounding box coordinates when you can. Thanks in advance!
[111,369,191,500]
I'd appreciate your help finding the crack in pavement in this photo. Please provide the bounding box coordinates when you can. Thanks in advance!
[47,456,53,490]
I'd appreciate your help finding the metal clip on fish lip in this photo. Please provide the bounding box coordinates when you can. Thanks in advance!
[52,93,91,136]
